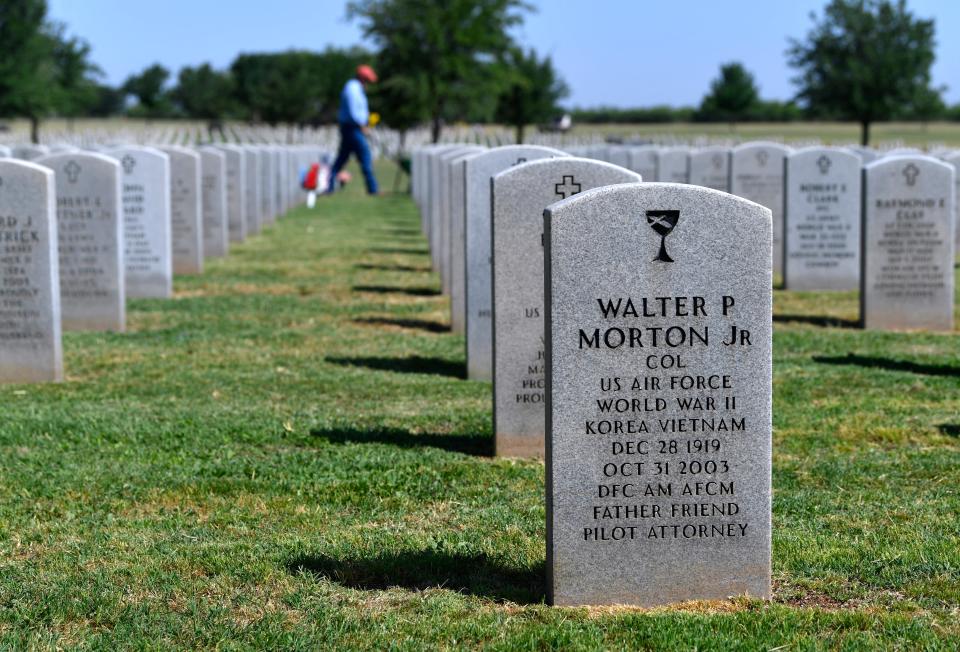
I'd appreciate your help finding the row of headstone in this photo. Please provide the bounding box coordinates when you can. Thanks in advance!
[415,142,955,402]
[0,143,329,384]
[583,143,958,312]
[414,144,956,457]
[415,146,775,607]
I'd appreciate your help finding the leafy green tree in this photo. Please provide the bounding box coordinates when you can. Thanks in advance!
[908,84,946,128]
[788,0,937,145]
[696,62,759,124]
[87,83,125,117]
[347,0,530,142]
[368,67,427,139]
[494,47,568,143]
[231,47,369,125]
[172,63,236,121]
[123,63,174,118]
[48,22,102,125]
[308,47,373,123]
[0,0,57,142]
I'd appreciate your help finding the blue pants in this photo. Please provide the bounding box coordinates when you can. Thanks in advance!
[328,123,378,194]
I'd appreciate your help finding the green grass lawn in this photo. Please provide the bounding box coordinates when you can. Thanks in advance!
[1,162,958,650]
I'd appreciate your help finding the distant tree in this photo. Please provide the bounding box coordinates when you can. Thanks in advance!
[347,0,530,142]
[48,22,102,125]
[696,62,759,124]
[440,60,503,124]
[368,67,427,143]
[308,47,373,123]
[0,0,57,142]
[123,63,174,118]
[87,83,125,117]
[788,0,937,145]
[908,84,946,128]
[494,47,568,143]
[231,47,370,126]
[750,99,802,122]
[172,64,236,121]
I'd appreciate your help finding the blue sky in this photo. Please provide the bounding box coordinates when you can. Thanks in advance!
[48,0,960,107]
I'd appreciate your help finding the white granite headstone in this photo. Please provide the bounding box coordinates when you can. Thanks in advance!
[0,160,63,382]
[198,147,229,258]
[39,152,125,331]
[861,156,955,330]
[659,148,690,183]
[111,147,172,298]
[784,147,861,290]
[545,182,772,606]
[688,147,730,192]
[464,145,568,380]
[492,158,641,457]
[159,146,203,274]
[730,142,790,276]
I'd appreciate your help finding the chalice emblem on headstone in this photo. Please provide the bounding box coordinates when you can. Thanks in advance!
[646,210,680,262]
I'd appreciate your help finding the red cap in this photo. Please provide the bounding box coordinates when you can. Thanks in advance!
[356,65,378,84]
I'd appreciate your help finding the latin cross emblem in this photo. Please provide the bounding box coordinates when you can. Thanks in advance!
[816,155,831,175]
[902,163,920,186]
[121,155,136,174]
[65,160,81,183]
[554,175,581,199]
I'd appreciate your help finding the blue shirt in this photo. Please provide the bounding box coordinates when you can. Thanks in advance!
[338,79,369,127]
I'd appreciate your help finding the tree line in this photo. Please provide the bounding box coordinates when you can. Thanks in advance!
[0,0,952,146]
[0,0,569,144]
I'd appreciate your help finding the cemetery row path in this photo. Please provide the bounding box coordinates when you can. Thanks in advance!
[1,162,958,649]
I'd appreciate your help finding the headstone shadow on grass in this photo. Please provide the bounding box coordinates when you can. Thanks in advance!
[285,551,544,604]
[938,424,959,438]
[353,263,430,273]
[352,285,440,297]
[813,354,960,377]
[310,426,491,456]
[353,317,450,333]
[326,355,465,379]
[368,247,429,255]
[773,314,859,329]
[375,227,421,237]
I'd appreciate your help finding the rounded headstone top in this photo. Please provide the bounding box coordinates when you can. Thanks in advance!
[37,150,122,166]
[788,145,861,165]
[546,181,771,223]
[864,153,955,174]
[492,155,643,185]
[732,141,793,155]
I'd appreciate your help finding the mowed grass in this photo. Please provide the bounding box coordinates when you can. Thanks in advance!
[1,161,958,650]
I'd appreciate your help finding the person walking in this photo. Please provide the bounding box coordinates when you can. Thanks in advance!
[327,64,379,195]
